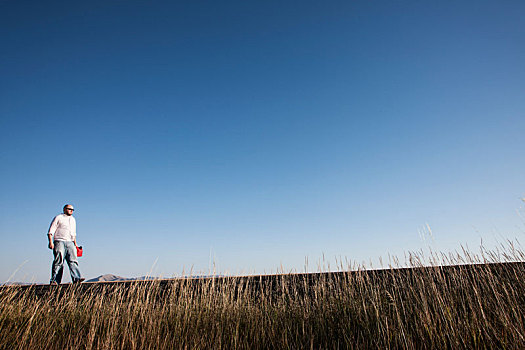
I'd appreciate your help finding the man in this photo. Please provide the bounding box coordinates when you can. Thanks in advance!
[47,204,85,284]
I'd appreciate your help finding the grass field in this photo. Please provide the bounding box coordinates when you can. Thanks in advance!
[1,245,524,349]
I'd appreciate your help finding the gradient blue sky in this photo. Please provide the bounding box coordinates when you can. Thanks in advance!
[1,0,524,283]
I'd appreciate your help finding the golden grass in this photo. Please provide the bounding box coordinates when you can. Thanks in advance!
[1,245,524,349]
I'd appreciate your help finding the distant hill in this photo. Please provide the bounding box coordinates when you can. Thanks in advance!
[1,282,33,286]
[86,274,162,282]
[87,274,131,282]
[2,274,218,285]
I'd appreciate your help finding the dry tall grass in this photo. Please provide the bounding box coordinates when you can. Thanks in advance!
[1,245,524,349]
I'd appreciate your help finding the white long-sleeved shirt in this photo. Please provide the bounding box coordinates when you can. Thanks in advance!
[48,214,76,241]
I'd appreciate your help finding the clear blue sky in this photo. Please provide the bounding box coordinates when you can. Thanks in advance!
[1,0,524,283]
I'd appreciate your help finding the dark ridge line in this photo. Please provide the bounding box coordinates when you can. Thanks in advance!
[4,261,524,295]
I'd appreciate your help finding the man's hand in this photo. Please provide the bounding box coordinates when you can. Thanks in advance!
[48,241,54,250]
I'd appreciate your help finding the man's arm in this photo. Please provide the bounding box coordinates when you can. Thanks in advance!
[47,234,54,250]
[47,216,58,250]
[71,217,77,246]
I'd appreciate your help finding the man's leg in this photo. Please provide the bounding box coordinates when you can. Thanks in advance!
[64,241,83,283]
[56,266,64,284]
[50,241,65,284]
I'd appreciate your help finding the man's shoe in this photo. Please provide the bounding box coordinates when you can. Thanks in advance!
[50,281,58,286]
[74,278,85,284]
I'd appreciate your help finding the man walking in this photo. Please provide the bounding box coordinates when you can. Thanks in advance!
[47,204,84,284]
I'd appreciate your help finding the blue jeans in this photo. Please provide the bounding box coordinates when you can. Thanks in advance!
[50,240,82,284]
